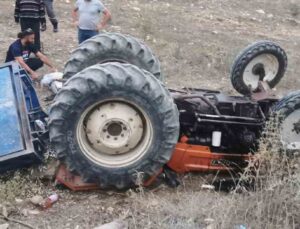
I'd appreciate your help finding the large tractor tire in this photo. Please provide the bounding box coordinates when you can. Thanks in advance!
[231,41,287,95]
[49,63,179,189]
[273,91,300,153]
[64,33,163,81]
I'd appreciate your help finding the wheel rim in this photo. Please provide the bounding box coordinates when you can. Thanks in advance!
[77,99,153,168]
[243,54,279,90]
[281,109,300,150]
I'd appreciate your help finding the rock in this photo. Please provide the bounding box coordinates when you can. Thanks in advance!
[256,9,265,14]
[88,194,98,200]
[132,7,141,12]
[93,220,128,229]
[107,191,114,196]
[205,224,215,229]
[106,207,114,214]
[204,218,215,224]
[0,224,9,229]
[148,199,159,207]
[21,209,41,216]
[30,195,44,206]
[15,198,24,204]
[28,209,40,215]
[21,209,29,217]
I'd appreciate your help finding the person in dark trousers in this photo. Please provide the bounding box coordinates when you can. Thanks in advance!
[5,29,56,81]
[72,0,111,44]
[42,0,59,32]
[14,0,46,50]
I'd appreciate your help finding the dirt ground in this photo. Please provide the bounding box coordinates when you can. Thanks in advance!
[0,0,300,228]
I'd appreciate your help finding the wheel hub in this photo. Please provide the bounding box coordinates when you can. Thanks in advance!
[243,54,279,90]
[86,102,144,155]
[77,99,153,168]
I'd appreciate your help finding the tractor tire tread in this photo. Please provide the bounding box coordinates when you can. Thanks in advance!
[63,32,163,81]
[49,63,179,189]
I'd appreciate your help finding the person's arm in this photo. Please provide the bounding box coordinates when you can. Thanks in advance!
[14,0,20,23]
[15,56,39,80]
[36,51,56,72]
[72,8,78,26]
[72,2,79,27]
[98,9,111,29]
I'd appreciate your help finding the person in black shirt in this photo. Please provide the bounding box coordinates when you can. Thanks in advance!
[5,29,56,80]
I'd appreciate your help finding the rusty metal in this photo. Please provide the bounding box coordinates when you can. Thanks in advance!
[55,164,100,191]
[251,81,278,101]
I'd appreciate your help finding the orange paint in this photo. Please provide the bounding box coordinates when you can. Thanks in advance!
[167,142,251,173]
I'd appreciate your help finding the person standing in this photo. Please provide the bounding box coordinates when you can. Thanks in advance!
[72,0,111,44]
[43,0,59,32]
[14,0,46,50]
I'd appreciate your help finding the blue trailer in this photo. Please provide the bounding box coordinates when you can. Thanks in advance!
[0,62,47,172]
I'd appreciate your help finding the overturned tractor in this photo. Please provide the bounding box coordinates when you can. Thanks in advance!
[1,33,299,189]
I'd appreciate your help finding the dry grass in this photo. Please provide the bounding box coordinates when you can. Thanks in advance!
[217,116,300,229]
[125,117,300,229]
[1,118,298,229]
[0,170,45,203]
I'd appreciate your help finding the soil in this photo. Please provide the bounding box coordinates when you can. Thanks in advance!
[0,0,300,228]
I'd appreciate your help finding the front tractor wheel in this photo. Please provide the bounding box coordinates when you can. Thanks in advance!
[49,63,179,189]
[231,41,287,95]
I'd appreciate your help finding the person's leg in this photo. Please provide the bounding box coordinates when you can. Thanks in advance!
[86,30,99,40]
[20,18,41,50]
[20,18,31,31]
[26,58,44,71]
[78,29,98,44]
[78,28,85,44]
[44,0,58,32]
[31,20,41,50]
[82,30,98,43]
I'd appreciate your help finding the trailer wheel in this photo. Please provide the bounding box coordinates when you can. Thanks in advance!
[64,33,163,81]
[273,92,300,153]
[49,63,179,189]
[231,41,287,95]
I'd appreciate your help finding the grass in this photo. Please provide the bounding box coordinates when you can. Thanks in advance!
[127,116,300,229]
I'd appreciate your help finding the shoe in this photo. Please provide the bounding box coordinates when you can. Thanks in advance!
[53,23,58,33]
[41,23,47,32]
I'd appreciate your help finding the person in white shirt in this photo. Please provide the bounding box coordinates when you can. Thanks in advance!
[72,0,111,44]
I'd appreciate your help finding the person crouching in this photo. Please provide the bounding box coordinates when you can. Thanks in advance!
[5,28,56,81]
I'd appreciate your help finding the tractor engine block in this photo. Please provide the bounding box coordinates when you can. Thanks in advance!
[172,88,275,154]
